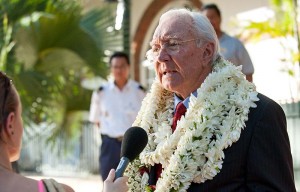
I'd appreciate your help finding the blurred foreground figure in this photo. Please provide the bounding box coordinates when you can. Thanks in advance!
[0,71,74,192]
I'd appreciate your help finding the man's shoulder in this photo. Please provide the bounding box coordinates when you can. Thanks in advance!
[221,32,243,44]
[129,80,146,92]
[257,93,281,108]
[97,86,104,92]
[137,84,146,92]
[96,82,111,93]
[249,93,285,119]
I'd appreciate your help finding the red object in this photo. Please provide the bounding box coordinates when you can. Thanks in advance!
[171,102,187,132]
[139,166,149,175]
[155,102,187,181]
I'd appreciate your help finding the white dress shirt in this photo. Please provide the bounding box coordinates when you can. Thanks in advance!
[89,79,145,138]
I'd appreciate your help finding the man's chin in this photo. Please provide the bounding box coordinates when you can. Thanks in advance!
[162,83,178,92]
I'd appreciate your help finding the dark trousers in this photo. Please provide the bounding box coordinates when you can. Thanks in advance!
[100,134,122,180]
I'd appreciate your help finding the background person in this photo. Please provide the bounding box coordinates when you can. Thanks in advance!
[201,3,254,82]
[125,9,296,191]
[0,71,74,192]
[89,51,146,180]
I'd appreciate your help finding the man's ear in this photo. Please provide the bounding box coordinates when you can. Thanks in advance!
[202,42,215,66]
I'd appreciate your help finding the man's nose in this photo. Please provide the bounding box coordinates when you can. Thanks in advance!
[157,47,170,62]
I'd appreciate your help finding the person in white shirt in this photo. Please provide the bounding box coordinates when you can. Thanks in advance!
[201,3,254,82]
[89,51,146,180]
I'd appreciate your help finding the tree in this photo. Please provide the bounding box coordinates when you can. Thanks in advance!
[0,0,123,144]
[239,0,300,100]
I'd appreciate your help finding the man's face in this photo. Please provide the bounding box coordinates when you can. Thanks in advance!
[110,57,130,82]
[202,9,221,33]
[150,14,211,98]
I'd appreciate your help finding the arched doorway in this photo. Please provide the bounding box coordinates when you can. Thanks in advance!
[131,0,202,85]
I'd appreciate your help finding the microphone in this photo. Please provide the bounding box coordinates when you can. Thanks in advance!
[115,126,148,179]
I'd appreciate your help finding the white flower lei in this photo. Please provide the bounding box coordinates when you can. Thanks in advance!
[125,57,259,192]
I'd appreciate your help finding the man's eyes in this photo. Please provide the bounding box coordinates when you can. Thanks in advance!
[167,42,180,47]
[151,41,180,52]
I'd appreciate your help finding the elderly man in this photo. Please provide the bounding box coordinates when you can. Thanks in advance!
[125,9,296,192]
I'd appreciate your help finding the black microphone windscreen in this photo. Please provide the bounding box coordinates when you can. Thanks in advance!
[121,126,148,161]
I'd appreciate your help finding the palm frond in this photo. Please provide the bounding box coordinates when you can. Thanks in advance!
[1,0,124,144]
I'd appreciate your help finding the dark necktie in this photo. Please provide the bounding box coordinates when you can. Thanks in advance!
[149,101,187,186]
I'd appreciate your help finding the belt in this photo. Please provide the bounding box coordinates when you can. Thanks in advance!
[101,134,123,142]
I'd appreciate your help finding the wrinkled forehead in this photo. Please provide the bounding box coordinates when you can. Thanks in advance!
[151,14,194,45]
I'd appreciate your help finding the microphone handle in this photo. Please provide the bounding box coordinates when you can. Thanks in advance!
[115,157,130,180]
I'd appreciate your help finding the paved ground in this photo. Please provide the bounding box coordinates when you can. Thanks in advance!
[25,172,300,192]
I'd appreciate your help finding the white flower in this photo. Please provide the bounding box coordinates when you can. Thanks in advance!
[141,172,149,188]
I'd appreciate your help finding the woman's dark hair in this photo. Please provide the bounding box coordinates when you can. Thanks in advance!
[0,71,18,133]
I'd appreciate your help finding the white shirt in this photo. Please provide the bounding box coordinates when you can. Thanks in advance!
[219,32,254,75]
[89,79,146,138]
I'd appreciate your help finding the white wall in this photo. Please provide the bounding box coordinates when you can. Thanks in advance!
[131,0,300,102]
[203,0,299,102]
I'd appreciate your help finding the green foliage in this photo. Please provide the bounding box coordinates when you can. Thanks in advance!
[240,0,299,75]
[243,0,295,39]
[0,0,50,23]
[0,0,122,144]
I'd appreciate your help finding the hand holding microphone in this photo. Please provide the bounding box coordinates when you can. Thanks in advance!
[103,169,128,192]
[115,126,148,179]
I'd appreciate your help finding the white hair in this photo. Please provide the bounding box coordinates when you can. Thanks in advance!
[159,9,220,62]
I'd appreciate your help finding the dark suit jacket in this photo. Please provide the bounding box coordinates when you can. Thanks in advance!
[187,93,296,192]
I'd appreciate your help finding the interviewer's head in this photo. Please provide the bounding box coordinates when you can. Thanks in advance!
[149,9,219,99]
[0,72,23,162]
